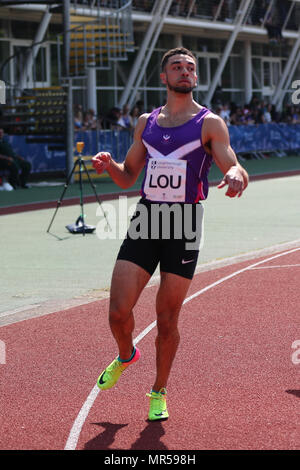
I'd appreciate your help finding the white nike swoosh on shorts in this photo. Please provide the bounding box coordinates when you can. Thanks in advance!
[181,259,195,264]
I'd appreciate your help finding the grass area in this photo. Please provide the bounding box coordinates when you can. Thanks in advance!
[0,154,299,208]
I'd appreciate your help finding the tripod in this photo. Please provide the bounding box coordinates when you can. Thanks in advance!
[47,141,111,236]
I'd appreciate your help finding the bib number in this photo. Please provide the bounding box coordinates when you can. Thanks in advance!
[144,158,187,202]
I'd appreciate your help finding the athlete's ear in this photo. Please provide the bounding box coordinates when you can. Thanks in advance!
[160,71,167,85]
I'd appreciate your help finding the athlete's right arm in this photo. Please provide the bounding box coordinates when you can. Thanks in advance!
[92,114,148,189]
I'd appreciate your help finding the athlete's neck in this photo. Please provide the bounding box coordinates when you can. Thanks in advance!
[159,95,202,127]
[164,92,198,115]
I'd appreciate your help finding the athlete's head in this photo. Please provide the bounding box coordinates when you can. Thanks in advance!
[160,48,197,94]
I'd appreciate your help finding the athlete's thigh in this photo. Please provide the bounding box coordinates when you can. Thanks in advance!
[109,259,151,313]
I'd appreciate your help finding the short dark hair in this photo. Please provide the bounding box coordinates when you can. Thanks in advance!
[161,47,196,71]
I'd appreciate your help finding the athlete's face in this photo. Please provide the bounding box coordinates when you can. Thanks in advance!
[161,54,197,94]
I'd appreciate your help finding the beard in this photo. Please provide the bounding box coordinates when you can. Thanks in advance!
[166,77,195,94]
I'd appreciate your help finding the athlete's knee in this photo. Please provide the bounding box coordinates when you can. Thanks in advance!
[109,300,131,325]
[156,310,180,338]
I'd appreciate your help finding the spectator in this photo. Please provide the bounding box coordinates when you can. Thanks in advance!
[0,128,32,189]
[262,103,272,123]
[252,106,265,124]
[135,99,144,115]
[251,0,266,25]
[130,106,140,128]
[74,105,85,130]
[243,106,255,125]
[265,4,282,44]
[83,109,98,130]
[170,0,181,16]
[291,106,300,124]
[117,104,134,130]
[230,106,244,125]
[220,103,231,126]
[106,107,123,129]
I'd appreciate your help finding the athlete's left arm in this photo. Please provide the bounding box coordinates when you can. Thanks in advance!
[202,114,249,198]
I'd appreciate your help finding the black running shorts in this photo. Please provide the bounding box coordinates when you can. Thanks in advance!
[117,198,204,279]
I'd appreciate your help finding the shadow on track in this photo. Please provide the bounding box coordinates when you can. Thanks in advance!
[83,420,168,450]
[84,422,128,450]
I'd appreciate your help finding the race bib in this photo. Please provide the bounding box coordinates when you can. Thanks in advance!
[144,158,187,202]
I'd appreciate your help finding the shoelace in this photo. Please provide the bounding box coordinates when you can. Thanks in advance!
[146,391,167,415]
[108,358,126,372]
[146,389,167,401]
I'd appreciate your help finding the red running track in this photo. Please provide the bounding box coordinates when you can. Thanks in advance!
[0,247,299,451]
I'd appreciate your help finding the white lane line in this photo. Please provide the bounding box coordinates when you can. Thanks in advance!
[64,246,300,450]
[249,264,300,270]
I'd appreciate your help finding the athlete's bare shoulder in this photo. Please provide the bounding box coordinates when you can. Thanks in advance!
[133,113,150,138]
[203,111,224,125]
[138,112,151,123]
[202,112,228,142]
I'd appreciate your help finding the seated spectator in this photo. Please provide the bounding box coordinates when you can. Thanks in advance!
[130,106,140,128]
[243,106,255,125]
[135,99,144,116]
[262,103,272,123]
[117,104,134,130]
[230,107,244,125]
[105,107,123,130]
[291,105,300,124]
[220,103,231,126]
[83,109,98,130]
[252,106,265,124]
[0,128,32,189]
[74,104,85,130]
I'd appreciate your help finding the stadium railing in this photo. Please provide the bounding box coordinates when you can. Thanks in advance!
[2,123,300,175]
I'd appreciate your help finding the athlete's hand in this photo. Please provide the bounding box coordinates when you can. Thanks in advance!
[218,165,245,198]
[92,152,111,174]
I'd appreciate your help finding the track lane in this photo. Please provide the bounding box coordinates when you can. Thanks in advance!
[0,248,299,450]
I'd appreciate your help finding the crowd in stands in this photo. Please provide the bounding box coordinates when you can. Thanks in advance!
[214,99,300,126]
[74,97,300,134]
[73,101,144,132]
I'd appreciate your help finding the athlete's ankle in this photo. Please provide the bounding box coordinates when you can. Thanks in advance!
[152,384,167,393]
[118,346,136,363]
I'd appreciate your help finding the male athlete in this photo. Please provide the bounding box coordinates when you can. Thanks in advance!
[92,47,249,421]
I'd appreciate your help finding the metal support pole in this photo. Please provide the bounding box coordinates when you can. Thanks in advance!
[18,7,52,91]
[124,0,173,110]
[204,0,252,108]
[244,40,252,104]
[118,0,168,109]
[87,62,97,114]
[63,0,74,180]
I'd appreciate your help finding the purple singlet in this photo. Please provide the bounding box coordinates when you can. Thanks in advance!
[141,106,213,203]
